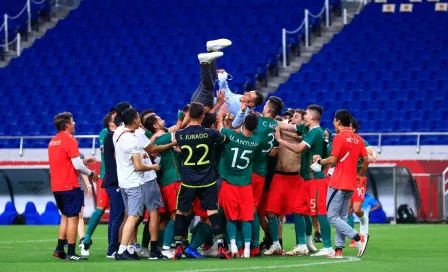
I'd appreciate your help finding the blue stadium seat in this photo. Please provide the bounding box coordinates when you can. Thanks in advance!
[0,202,18,225]
[39,202,61,225]
[23,202,41,225]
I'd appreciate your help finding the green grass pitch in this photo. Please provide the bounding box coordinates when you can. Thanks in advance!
[0,224,445,272]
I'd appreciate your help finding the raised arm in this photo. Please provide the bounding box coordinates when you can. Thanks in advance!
[274,127,308,154]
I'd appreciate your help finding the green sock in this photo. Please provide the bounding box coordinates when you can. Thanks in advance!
[226,220,237,240]
[163,220,174,248]
[158,229,165,247]
[318,215,332,248]
[242,221,252,243]
[293,213,306,245]
[236,225,243,249]
[347,214,354,228]
[202,224,214,246]
[189,223,205,250]
[84,208,104,244]
[305,215,313,236]
[142,222,150,248]
[251,212,260,248]
[267,216,279,242]
[190,222,203,241]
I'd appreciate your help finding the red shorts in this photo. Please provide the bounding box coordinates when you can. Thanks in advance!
[306,178,329,216]
[258,190,269,215]
[159,181,181,214]
[219,181,254,221]
[265,173,301,215]
[294,178,309,215]
[251,173,265,208]
[193,197,208,218]
[96,179,110,208]
[352,176,367,203]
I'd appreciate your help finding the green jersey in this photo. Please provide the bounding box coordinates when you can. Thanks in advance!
[99,128,108,179]
[357,140,370,176]
[145,130,153,139]
[154,133,182,187]
[295,124,327,180]
[252,117,278,177]
[218,128,260,186]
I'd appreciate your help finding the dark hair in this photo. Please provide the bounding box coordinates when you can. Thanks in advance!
[307,105,323,121]
[189,102,205,120]
[335,109,352,127]
[295,108,306,119]
[102,112,113,129]
[139,109,155,123]
[253,90,265,107]
[268,96,284,118]
[143,115,159,134]
[351,118,359,133]
[53,112,73,131]
[244,114,258,132]
[202,113,217,128]
[183,104,190,113]
[122,108,138,126]
[275,115,282,121]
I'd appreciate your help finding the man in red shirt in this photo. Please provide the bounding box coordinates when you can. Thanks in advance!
[312,109,369,259]
[48,112,98,261]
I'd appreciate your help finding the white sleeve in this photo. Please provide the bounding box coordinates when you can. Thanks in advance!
[137,131,151,149]
[71,157,92,176]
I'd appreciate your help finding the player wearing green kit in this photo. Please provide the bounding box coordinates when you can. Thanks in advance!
[276,105,334,257]
[250,96,283,256]
[216,106,260,259]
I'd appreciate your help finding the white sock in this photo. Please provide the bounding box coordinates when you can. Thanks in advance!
[360,212,369,234]
[127,245,135,254]
[244,242,251,251]
[306,235,313,244]
[273,241,280,247]
[230,239,237,252]
[118,245,127,254]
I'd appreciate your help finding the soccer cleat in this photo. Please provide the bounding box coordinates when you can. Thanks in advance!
[80,243,90,257]
[137,247,150,258]
[206,38,232,52]
[53,248,67,260]
[314,232,323,243]
[198,52,224,65]
[65,254,87,261]
[286,244,309,256]
[149,250,169,260]
[250,247,261,257]
[263,243,282,256]
[173,245,184,260]
[243,248,250,259]
[218,246,231,259]
[349,240,357,248]
[162,249,175,259]
[310,247,335,257]
[106,252,116,259]
[328,249,343,259]
[203,243,218,257]
[185,247,204,259]
[357,234,369,257]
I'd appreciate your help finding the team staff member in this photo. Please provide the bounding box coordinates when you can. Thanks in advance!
[49,112,98,261]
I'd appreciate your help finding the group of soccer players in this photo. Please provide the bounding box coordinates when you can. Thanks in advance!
[49,38,376,261]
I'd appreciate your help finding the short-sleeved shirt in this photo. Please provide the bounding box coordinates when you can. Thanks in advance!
[99,128,108,179]
[252,117,278,177]
[136,128,156,183]
[174,125,226,187]
[103,131,119,188]
[155,133,182,187]
[357,140,370,175]
[218,128,260,186]
[329,129,367,191]
[114,126,143,188]
[362,193,379,213]
[296,125,327,180]
[48,131,80,192]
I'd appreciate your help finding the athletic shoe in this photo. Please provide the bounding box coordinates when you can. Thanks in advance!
[357,234,369,257]
[203,243,218,257]
[53,248,66,260]
[185,247,204,259]
[149,250,169,260]
[286,244,309,256]
[137,247,150,258]
[328,249,343,259]
[250,247,261,257]
[80,243,90,257]
[263,243,282,256]
[243,248,250,259]
[349,240,357,248]
[307,236,318,253]
[115,250,139,261]
[198,52,224,65]
[173,245,184,260]
[311,247,335,257]
[206,38,232,52]
[314,232,323,243]
[106,252,116,259]
[218,246,231,259]
[162,249,175,259]
[65,254,87,261]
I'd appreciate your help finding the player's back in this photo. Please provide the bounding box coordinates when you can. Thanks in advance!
[252,117,277,176]
[175,125,225,187]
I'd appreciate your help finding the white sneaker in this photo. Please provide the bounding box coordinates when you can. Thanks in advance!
[162,249,175,259]
[243,248,250,259]
[106,252,116,259]
[307,236,318,253]
[80,243,90,257]
[263,243,282,256]
[310,247,335,257]
[198,52,224,64]
[286,244,309,256]
[357,234,369,257]
[206,38,232,52]
[203,243,218,257]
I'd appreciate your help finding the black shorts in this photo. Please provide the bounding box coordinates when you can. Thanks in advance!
[53,187,83,217]
[177,183,218,213]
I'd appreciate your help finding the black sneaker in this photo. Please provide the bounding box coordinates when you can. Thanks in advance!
[314,231,323,243]
[115,250,139,261]
[148,250,168,260]
[131,250,141,260]
[53,248,66,260]
[65,254,87,261]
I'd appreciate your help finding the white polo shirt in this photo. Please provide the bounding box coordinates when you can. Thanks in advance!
[113,126,143,189]
[135,128,157,184]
